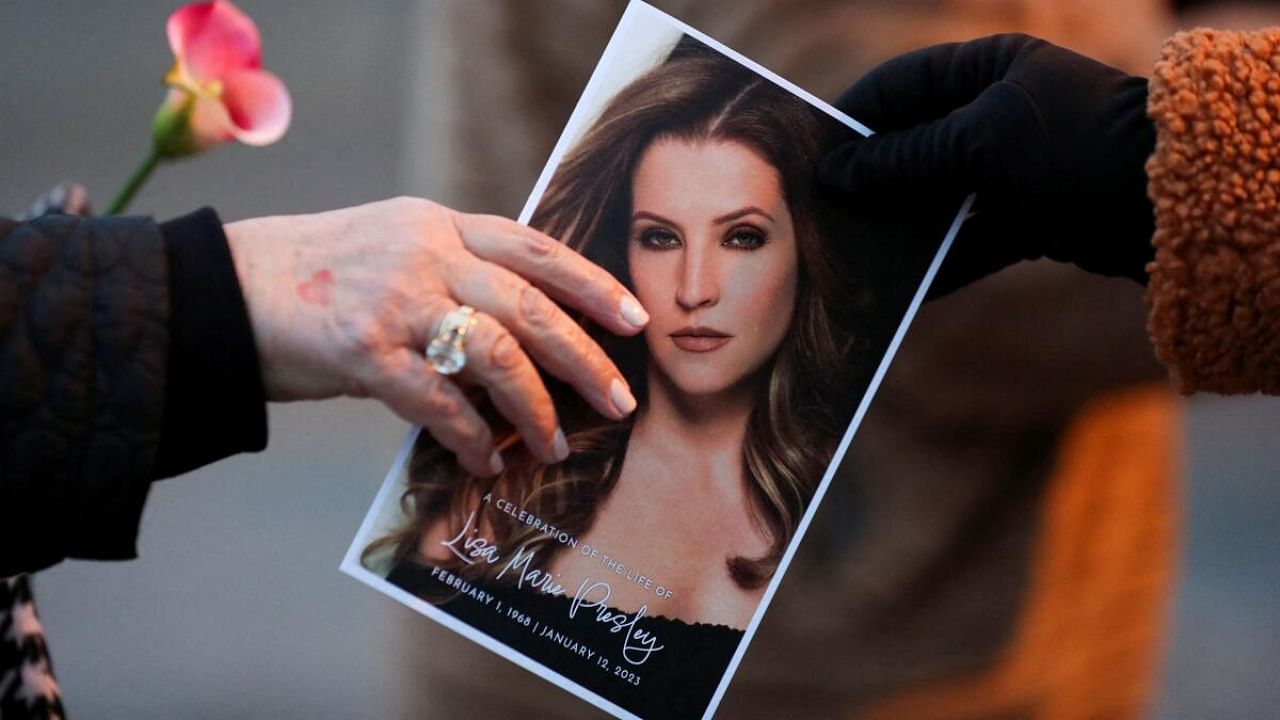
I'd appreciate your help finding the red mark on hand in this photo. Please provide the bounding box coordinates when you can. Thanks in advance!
[297,269,334,307]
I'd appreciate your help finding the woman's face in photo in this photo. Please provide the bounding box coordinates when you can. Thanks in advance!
[627,137,799,399]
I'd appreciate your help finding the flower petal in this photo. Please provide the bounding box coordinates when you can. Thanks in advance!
[186,93,237,149]
[166,2,212,58]
[220,68,291,146]
[167,0,261,83]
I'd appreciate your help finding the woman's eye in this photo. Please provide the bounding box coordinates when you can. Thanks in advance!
[723,227,768,250]
[637,227,681,250]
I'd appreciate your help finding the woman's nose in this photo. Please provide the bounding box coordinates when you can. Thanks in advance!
[676,243,719,310]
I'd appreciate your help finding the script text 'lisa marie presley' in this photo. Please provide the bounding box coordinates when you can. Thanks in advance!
[441,507,666,665]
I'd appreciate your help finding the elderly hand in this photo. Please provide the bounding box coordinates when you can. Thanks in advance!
[224,197,647,477]
[820,34,1156,297]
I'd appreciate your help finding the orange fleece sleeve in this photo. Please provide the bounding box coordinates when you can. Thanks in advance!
[1146,27,1280,394]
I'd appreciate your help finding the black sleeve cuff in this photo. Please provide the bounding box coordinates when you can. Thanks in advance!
[154,207,268,478]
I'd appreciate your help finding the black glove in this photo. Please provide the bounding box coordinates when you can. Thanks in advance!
[821,33,1156,297]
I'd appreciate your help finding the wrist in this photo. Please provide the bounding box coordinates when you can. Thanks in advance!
[155,208,268,477]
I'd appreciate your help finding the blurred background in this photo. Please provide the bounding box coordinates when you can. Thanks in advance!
[2,1,1278,718]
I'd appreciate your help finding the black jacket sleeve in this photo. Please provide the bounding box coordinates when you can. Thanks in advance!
[1,208,267,577]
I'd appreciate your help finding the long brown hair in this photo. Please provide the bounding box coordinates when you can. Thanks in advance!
[366,36,867,591]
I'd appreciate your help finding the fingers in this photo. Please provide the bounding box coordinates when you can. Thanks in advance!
[822,34,1041,196]
[452,213,649,336]
[820,98,982,197]
[442,257,636,422]
[833,33,1037,132]
[369,349,503,478]
[821,80,1031,198]
[380,300,574,473]
[375,205,643,469]
[454,311,567,465]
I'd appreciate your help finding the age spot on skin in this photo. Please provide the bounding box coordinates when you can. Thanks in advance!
[297,269,335,306]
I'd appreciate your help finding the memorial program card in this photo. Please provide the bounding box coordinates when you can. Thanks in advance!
[343,3,973,718]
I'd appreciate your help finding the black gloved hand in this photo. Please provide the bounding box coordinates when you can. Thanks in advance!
[821,33,1156,297]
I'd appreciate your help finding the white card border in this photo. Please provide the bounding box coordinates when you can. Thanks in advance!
[342,2,975,718]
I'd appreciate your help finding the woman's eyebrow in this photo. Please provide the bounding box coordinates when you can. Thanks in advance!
[713,206,775,224]
[631,210,684,232]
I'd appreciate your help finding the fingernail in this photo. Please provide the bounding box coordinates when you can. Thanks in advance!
[489,451,505,475]
[610,378,637,417]
[552,428,569,462]
[619,296,649,328]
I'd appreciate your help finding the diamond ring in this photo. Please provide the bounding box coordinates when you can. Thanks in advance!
[425,305,478,375]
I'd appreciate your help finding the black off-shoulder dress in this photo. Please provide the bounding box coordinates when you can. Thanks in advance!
[387,560,744,719]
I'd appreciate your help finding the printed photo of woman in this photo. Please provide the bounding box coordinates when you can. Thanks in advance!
[348,17,957,719]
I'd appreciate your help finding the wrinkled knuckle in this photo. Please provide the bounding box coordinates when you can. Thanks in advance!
[590,265,619,294]
[472,424,494,453]
[488,330,524,371]
[393,195,435,215]
[584,346,615,382]
[519,285,557,328]
[532,396,558,430]
[370,350,408,381]
[580,338,617,379]
[352,355,396,399]
[437,253,470,285]
[423,384,462,420]
[458,422,493,458]
[344,320,386,360]
[493,271,524,298]
[519,226,558,259]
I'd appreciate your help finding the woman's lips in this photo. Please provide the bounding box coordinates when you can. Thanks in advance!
[670,328,731,352]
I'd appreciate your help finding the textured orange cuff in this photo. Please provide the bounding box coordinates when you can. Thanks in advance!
[1146,27,1280,394]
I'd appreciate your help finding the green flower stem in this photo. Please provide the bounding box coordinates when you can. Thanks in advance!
[106,148,161,215]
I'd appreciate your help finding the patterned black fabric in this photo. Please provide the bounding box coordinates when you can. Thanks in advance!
[0,201,268,717]
[0,207,267,577]
[0,213,170,577]
[0,576,64,720]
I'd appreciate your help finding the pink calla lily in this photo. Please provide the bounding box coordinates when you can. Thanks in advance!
[107,0,292,214]
[160,0,290,150]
